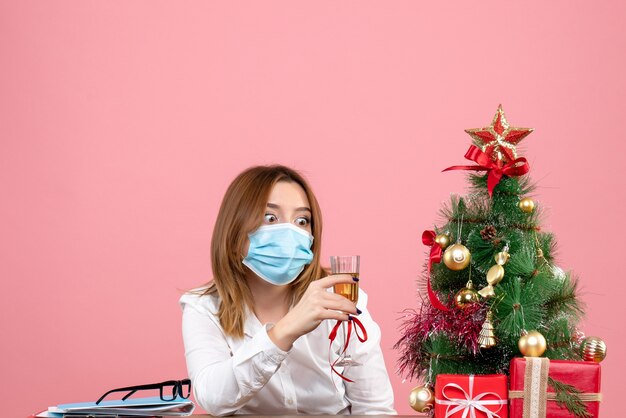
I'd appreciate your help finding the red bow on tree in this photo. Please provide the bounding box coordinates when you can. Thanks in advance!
[443,145,530,196]
[422,230,450,312]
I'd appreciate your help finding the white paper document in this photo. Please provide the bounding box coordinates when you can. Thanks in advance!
[37,396,195,417]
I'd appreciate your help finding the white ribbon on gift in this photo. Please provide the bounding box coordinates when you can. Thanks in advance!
[435,375,507,418]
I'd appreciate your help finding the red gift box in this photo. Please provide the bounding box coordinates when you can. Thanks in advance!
[509,357,601,418]
[435,374,508,418]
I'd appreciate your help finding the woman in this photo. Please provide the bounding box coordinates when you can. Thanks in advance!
[180,165,396,415]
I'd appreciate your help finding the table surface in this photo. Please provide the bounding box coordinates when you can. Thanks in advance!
[29,413,408,418]
[28,414,408,418]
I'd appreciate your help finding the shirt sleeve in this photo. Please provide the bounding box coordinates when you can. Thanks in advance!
[343,290,397,415]
[181,298,289,416]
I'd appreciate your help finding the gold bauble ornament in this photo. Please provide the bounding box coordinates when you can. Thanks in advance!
[518,330,547,357]
[443,243,471,270]
[435,233,451,250]
[580,336,607,363]
[479,311,496,348]
[519,197,535,213]
[409,385,435,413]
[454,280,480,308]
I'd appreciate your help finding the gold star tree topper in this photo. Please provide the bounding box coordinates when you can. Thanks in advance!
[465,105,534,163]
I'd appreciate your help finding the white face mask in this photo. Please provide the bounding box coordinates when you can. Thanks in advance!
[242,223,314,285]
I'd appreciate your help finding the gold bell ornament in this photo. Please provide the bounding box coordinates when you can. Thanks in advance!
[580,336,607,363]
[479,311,496,348]
[443,243,471,270]
[454,280,480,308]
[518,330,547,357]
[478,247,510,298]
[409,385,435,413]
[519,197,535,213]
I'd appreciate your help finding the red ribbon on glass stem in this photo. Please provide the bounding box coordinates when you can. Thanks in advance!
[443,145,530,197]
[422,230,451,312]
[328,316,367,383]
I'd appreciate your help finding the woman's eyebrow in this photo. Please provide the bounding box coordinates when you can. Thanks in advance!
[267,203,311,213]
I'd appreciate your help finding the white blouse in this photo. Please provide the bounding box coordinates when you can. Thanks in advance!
[180,287,396,416]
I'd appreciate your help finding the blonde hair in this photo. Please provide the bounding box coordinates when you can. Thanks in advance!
[201,165,326,338]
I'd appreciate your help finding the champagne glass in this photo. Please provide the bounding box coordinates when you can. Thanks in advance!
[330,255,361,367]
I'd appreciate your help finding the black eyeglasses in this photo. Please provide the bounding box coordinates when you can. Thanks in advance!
[95,379,191,405]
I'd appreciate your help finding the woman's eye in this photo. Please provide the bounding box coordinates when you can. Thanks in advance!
[264,214,278,223]
[295,217,310,227]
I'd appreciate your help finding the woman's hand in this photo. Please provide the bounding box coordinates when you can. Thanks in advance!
[268,274,359,351]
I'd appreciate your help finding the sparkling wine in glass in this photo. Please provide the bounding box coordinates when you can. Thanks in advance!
[330,255,361,367]
[333,272,359,303]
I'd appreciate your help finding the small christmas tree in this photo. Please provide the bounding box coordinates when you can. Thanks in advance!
[396,106,594,414]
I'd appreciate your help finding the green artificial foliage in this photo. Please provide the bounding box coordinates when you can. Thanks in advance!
[397,169,586,383]
[422,333,513,384]
[548,377,593,418]
[542,316,581,360]
[493,278,546,346]
[545,274,585,320]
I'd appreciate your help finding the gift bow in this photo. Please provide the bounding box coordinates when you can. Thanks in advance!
[422,230,450,311]
[443,145,530,197]
[436,375,507,418]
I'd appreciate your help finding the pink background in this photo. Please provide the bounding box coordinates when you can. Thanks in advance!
[1,2,624,417]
